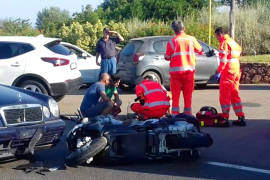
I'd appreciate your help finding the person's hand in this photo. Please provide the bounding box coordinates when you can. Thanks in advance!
[96,61,101,66]
[215,72,221,81]
[109,31,117,34]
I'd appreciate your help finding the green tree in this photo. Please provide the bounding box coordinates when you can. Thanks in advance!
[99,0,208,21]
[2,18,39,36]
[36,7,71,36]
[73,5,99,24]
[220,0,270,6]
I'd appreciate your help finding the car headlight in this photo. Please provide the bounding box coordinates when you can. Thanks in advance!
[43,106,50,118]
[49,98,60,117]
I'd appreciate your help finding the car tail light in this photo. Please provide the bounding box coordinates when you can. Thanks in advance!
[41,57,70,66]
[133,53,145,64]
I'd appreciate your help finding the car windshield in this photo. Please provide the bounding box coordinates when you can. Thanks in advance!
[45,40,72,55]
[121,40,143,56]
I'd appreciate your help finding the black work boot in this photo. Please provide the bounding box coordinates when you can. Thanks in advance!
[232,116,246,126]
[218,117,230,127]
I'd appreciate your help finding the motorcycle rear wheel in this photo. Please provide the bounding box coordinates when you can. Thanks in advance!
[65,137,107,166]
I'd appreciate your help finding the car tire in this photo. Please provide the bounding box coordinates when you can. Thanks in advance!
[143,71,161,84]
[19,80,48,95]
[65,137,107,166]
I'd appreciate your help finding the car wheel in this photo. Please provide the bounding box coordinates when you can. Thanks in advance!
[19,80,48,95]
[143,71,161,84]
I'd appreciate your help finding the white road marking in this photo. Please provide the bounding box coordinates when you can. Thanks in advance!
[207,161,270,175]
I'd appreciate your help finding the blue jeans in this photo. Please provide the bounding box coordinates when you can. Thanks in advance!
[100,57,117,77]
[81,101,110,118]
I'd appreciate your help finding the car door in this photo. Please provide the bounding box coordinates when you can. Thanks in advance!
[151,39,170,85]
[64,44,100,83]
[0,42,31,85]
[195,41,218,81]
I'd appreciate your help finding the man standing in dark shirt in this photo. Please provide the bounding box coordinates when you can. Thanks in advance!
[96,28,124,76]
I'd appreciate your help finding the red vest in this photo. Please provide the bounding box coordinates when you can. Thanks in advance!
[136,80,169,110]
[165,32,203,75]
[218,34,242,75]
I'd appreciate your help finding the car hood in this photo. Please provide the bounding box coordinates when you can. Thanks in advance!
[0,85,48,107]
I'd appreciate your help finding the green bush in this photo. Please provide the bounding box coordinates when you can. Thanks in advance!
[58,20,129,54]
[211,2,270,55]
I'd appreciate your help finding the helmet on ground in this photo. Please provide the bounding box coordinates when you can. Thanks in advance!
[199,106,218,115]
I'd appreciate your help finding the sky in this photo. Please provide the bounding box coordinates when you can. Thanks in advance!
[0,0,103,26]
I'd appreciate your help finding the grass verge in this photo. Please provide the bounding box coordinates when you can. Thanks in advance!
[241,54,270,63]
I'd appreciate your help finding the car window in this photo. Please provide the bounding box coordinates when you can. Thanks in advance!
[199,42,210,54]
[45,40,72,55]
[121,40,143,56]
[65,46,83,57]
[0,42,34,59]
[153,40,168,53]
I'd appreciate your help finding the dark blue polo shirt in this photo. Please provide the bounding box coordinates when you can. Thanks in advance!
[96,37,120,59]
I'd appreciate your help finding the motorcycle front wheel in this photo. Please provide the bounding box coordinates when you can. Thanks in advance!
[65,137,107,166]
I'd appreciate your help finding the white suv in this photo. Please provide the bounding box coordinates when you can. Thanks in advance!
[0,36,83,101]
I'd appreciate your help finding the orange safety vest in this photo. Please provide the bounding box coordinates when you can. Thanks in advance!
[165,32,203,75]
[136,80,169,110]
[218,34,242,75]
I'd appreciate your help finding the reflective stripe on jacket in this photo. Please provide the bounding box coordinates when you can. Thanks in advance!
[136,80,169,110]
[218,34,242,75]
[165,32,203,75]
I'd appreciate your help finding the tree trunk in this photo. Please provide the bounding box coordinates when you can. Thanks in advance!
[229,0,235,39]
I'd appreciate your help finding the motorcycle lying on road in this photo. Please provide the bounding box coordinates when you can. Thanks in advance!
[63,111,213,166]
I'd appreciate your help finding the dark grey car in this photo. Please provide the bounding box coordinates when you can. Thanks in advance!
[116,36,219,89]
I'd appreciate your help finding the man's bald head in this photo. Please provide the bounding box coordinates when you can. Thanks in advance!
[100,73,111,86]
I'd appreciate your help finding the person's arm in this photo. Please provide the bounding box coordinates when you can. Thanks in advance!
[110,31,124,42]
[98,83,111,102]
[113,88,121,106]
[96,52,100,66]
[100,91,112,102]
[96,40,101,66]
[193,37,203,55]
[217,42,228,73]
[164,40,173,61]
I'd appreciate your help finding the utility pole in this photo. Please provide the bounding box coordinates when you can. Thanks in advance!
[208,0,212,45]
[230,0,235,39]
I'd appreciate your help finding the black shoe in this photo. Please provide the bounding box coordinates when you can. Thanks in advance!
[218,118,230,127]
[232,116,246,126]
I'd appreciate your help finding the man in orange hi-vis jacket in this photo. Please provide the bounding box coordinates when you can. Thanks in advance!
[215,27,246,126]
[164,20,203,116]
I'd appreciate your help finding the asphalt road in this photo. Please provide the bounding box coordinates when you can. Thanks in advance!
[1,85,270,180]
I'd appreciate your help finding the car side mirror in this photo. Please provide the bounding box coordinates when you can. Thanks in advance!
[206,49,215,57]
[81,52,88,59]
